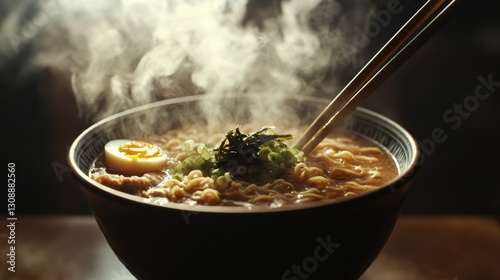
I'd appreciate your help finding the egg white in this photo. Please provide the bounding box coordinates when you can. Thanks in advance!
[104,139,168,174]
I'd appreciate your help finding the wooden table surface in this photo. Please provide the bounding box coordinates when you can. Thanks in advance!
[0,215,498,280]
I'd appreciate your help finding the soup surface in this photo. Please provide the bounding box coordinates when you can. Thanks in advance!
[90,124,398,208]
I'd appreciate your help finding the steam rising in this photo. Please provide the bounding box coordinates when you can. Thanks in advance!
[16,0,374,125]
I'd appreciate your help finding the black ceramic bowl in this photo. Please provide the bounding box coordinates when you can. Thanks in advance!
[68,95,420,280]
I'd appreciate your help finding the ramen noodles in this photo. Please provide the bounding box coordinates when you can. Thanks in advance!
[89,124,398,207]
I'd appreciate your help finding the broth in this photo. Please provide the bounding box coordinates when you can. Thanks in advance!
[89,123,398,208]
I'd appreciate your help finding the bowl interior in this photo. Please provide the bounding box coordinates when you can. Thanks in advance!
[69,94,419,212]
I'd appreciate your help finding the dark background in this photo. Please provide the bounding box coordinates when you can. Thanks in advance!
[1,0,499,216]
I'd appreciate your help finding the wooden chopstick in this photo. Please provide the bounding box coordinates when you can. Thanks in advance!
[294,0,460,153]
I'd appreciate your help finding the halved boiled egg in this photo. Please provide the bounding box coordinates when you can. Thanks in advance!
[104,139,168,174]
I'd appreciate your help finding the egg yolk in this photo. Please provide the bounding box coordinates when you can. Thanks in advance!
[118,141,163,160]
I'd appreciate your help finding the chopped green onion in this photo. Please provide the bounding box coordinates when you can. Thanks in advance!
[174,126,306,185]
[173,173,184,181]
[268,152,281,164]
[282,150,296,166]
[258,147,272,161]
